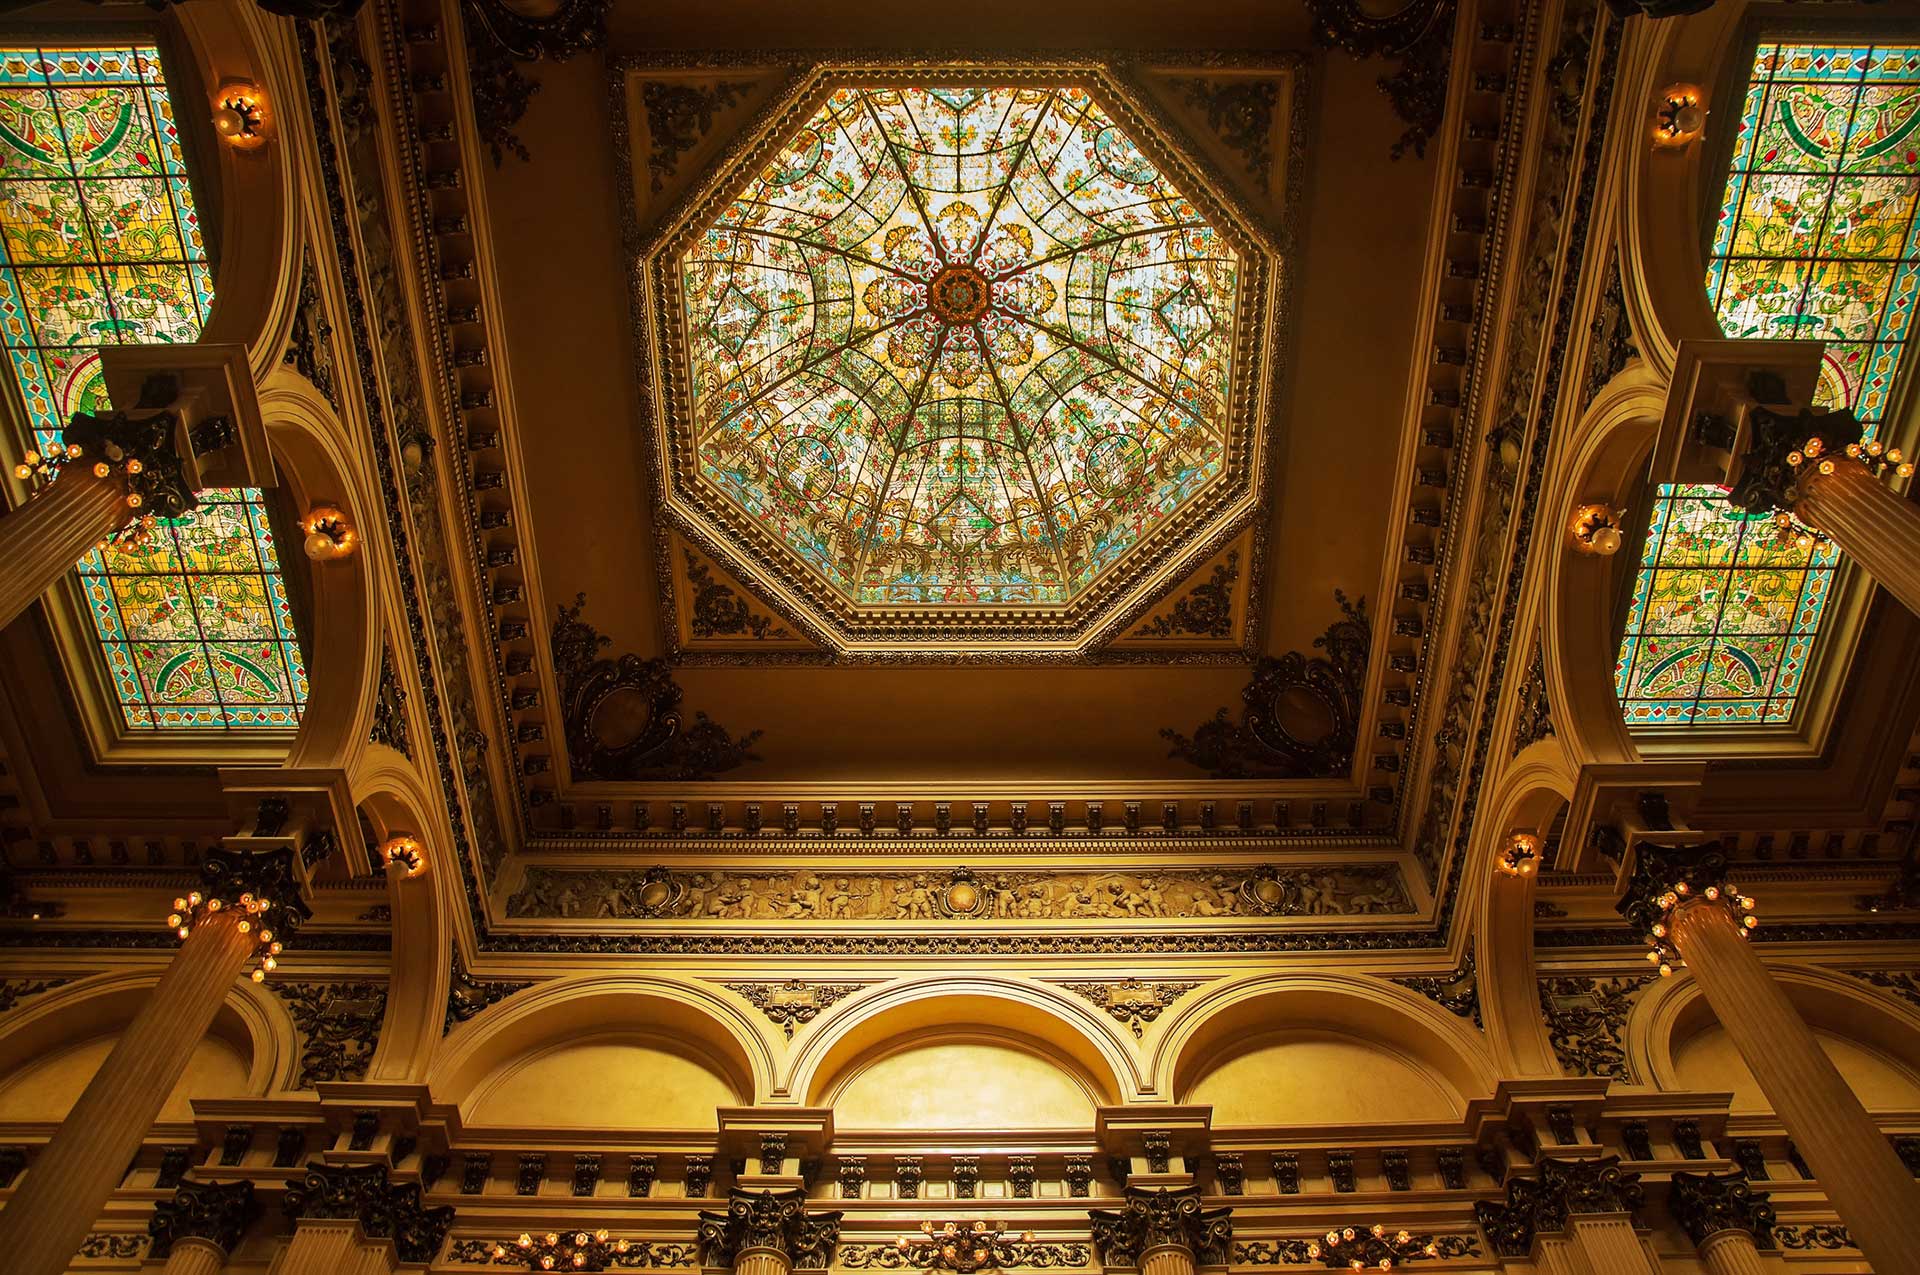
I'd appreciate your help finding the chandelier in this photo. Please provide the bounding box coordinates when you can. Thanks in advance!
[895,1220,1037,1273]
[495,1230,632,1271]
[1307,1225,1438,1271]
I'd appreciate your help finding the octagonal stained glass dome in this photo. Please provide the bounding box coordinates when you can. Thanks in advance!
[648,69,1276,652]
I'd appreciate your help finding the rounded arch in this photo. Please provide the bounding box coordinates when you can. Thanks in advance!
[260,369,383,773]
[352,756,457,1086]
[1630,964,1920,1108]
[429,977,774,1121]
[1472,767,1576,1079]
[0,968,296,1116]
[1152,974,1496,1126]
[790,980,1132,1129]
[1543,368,1668,768]
[170,0,304,382]
[1616,4,1746,380]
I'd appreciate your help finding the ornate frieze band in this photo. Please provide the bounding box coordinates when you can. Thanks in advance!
[507,863,1412,922]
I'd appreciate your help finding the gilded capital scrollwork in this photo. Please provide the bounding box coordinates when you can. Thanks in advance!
[1088,1186,1232,1267]
[282,1162,454,1264]
[697,1188,842,1269]
[1473,1156,1644,1257]
[148,1179,259,1259]
[1668,1170,1775,1249]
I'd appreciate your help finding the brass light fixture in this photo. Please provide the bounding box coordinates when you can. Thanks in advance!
[894,1220,1037,1273]
[1568,502,1625,555]
[496,1230,631,1272]
[1307,1224,1438,1271]
[1497,832,1542,878]
[1643,880,1757,978]
[212,80,269,149]
[1652,83,1706,147]
[301,504,357,560]
[380,835,426,876]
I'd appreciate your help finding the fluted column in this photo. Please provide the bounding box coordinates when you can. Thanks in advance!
[1699,1231,1767,1275]
[1624,844,1920,1274]
[734,1248,793,1275]
[1670,1170,1775,1275]
[1796,449,1920,617]
[1138,1244,1195,1275]
[150,1179,258,1275]
[1562,1216,1660,1274]
[0,459,133,629]
[0,405,206,630]
[0,849,309,1275]
[1726,403,1920,618]
[270,1219,387,1275]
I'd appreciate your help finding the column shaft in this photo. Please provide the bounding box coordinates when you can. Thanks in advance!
[1670,899,1920,1273]
[270,1221,390,1275]
[1564,1216,1660,1275]
[0,912,254,1275]
[1697,1230,1768,1275]
[164,1237,229,1275]
[1796,459,1920,618]
[1139,1244,1197,1275]
[0,462,132,630]
[734,1247,794,1275]
[1532,1236,1595,1275]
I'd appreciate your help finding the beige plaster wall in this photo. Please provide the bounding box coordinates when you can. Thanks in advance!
[0,1033,249,1123]
[1184,1029,1461,1126]
[467,1034,740,1128]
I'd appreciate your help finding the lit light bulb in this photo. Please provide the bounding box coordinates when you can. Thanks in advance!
[1659,963,1673,977]
[251,969,265,983]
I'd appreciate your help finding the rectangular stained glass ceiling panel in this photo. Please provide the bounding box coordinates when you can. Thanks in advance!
[0,43,307,729]
[1617,41,1920,727]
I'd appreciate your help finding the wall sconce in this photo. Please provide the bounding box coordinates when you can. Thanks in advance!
[1497,832,1542,878]
[301,504,357,560]
[1652,82,1706,148]
[212,79,269,149]
[380,835,426,876]
[1569,502,1625,555]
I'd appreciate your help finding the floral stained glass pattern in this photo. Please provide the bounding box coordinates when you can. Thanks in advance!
[0,44,306,729]
[1618,42,1920,726]
[679,86,1240,605]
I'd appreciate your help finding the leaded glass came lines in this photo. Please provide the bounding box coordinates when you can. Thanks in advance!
[679,85,1241,606]
[0,43,307,729]
[1617,42,1920,727]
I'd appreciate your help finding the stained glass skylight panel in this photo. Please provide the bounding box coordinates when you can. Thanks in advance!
[1617,42,1920,726]
[0,43,307,729]
[677,85,1241,606]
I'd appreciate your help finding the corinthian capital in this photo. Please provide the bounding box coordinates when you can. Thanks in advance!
[1089,1185,1232,1267]
[148,1179,258,1259]
[1669,1170,1775,1248]
[697,1188,842,1269]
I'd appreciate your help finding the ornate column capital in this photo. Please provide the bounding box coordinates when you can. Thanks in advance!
[1474,1156,1645,1257]
[1089,1185,1233,1267]
[282,1161,453,1264]
[696,1188,842,1269]
[1726,404,1866,518]
[169,846,316,984]
[59,406,199,519]
[1616,841,1760,975]
[147,1179,259,1259]
[1669,1170,1775,1249]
